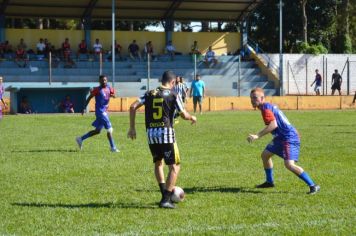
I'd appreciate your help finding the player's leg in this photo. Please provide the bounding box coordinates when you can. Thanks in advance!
[102,115,118,152]
[256,149,275,188]
[149,144,166,199]
[154,159,166,197]
[198,97,202,114]
[331,89,335,95]
[160,143,181,209]
[193,96,197,113]
[283,142,320,194]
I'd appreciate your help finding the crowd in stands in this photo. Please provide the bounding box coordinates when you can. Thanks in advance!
[0,37,225,68]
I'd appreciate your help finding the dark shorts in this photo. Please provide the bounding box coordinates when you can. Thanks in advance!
[149,143,180,165]
[265,139,300,161]
[193,96,203,105]
[331,84,341,90]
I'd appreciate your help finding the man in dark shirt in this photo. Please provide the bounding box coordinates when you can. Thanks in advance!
[331,69,342,95]
[310,69,322,96]
[128,40,141,61]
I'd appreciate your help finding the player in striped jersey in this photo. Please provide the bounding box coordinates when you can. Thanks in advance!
[128,71,196,209]
[173,76,187,103]
[247,87,320,194]
[0,77,8,120]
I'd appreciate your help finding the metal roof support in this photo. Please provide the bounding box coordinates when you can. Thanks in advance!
[279,0,283,96]
[0,0,10,42]
[111,0,116,88]
[82,17,92,47]
[163,18,174,44]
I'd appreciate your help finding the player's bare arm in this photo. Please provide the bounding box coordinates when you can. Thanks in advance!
[82,94,94,115]
[128,100,144,140]
[180,110,197,125]
[247,119,277,143]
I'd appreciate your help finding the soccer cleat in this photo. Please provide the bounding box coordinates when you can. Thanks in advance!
[110,147,120,153]
[256,182,275,188]
[159,200,175,209]
[76,137,83,150]
[308,185,320,195]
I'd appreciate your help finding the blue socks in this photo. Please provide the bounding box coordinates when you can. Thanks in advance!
[264,168,274,183]
[298,172,315,186]
[81,132,91,141]
[108,136,115,149]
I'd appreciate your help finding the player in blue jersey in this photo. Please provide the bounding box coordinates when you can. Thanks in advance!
[76,75,119,152]
[0,76,8,120]
[247,87,320,194]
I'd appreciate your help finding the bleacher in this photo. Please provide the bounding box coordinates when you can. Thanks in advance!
[1,54,277,98]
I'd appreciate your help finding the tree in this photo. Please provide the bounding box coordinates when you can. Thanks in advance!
[301,0,308,43]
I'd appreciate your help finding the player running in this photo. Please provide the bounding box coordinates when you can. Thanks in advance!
[247,87,320,194]
[128,71,196,209]
[76,75,119,152]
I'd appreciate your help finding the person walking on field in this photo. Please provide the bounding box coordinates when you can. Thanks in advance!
[331,69,342,95]
[247,87,320,194]
[76,75,119,152]
[128,71,197,209]
[310,69,322,96]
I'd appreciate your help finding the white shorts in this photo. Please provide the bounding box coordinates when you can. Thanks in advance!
[314,85,321,93]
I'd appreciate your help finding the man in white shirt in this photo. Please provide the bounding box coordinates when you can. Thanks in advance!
[93,38,103,55]
[36,38,46,55]
[165,40,176,61]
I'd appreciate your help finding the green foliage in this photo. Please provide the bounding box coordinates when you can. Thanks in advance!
[0,111,355,235]
[296,42,328,54]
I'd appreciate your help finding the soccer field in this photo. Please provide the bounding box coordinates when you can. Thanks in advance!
[0,110,355,235]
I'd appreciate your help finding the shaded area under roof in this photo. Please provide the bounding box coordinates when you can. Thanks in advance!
[1,0,263,22]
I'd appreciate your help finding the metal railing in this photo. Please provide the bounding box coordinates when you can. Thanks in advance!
[247,39,279,73]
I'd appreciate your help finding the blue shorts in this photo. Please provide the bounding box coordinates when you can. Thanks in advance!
[92,112,112,130]
[265,139,300,161]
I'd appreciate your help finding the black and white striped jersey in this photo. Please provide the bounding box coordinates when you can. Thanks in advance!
[173,82,187,98]
[138,86,185,144]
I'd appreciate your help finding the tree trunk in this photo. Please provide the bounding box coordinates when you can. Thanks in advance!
[301,0,308,43]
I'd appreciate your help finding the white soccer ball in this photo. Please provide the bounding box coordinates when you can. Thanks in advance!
[171,186,185,203]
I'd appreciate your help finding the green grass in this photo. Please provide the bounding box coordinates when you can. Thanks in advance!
[0,110,355,235]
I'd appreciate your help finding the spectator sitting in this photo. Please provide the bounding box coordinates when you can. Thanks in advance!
[204,46,218,67]
[190,40,202,61]
[3,40,13,54]
[144,41,157,61]
[128,39,141,61]
[108,40,123,61]
[20,96,32,114]
[14,46,28,68]
[17,38,27,52]
[60,95,74,113]
[77,39,88,59]
[165,40,176,61]
[62,38,71,62]
[36,38,46,55]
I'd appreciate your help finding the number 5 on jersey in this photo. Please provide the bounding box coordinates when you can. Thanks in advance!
[153,98,163,120]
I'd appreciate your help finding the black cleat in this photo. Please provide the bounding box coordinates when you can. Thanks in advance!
[159,200,175,209]
[256,182,275,188]
[308,185,320,195]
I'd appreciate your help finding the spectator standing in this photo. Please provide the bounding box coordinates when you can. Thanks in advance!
[15,46,28,68]
[77,39,88,58]
[190,74,205,114]
[62,38,71,61]
[310,69,322,96]
[17,38,27,52]
[331,69,342,96]
[190,40,201,61]
[93,38,103,55]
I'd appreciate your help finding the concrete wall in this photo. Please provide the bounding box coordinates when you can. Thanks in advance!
[5,29,240,56]
[86,96,356,112]
[265,54,356,96]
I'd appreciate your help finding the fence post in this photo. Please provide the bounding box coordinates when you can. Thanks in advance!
[325,57,328,95]
[347,57,350,95]
[99,52,103,75]
[238,55,241,96]
[287,60,289,95]
[147,53,150,91]
[305,58,308,95]
[49,51,52,85]
[194,54,197,80]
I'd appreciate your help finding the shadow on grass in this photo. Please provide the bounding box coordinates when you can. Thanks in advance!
[184,186,263,194]
[136,186,263,194]
[12,202,156,209]
[11,149,78,153]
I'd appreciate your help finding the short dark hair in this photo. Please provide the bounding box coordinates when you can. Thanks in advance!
[99,75,106,81]
[161,71,176,84]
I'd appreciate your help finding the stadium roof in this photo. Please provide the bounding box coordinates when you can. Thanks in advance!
[1,0,263,22]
